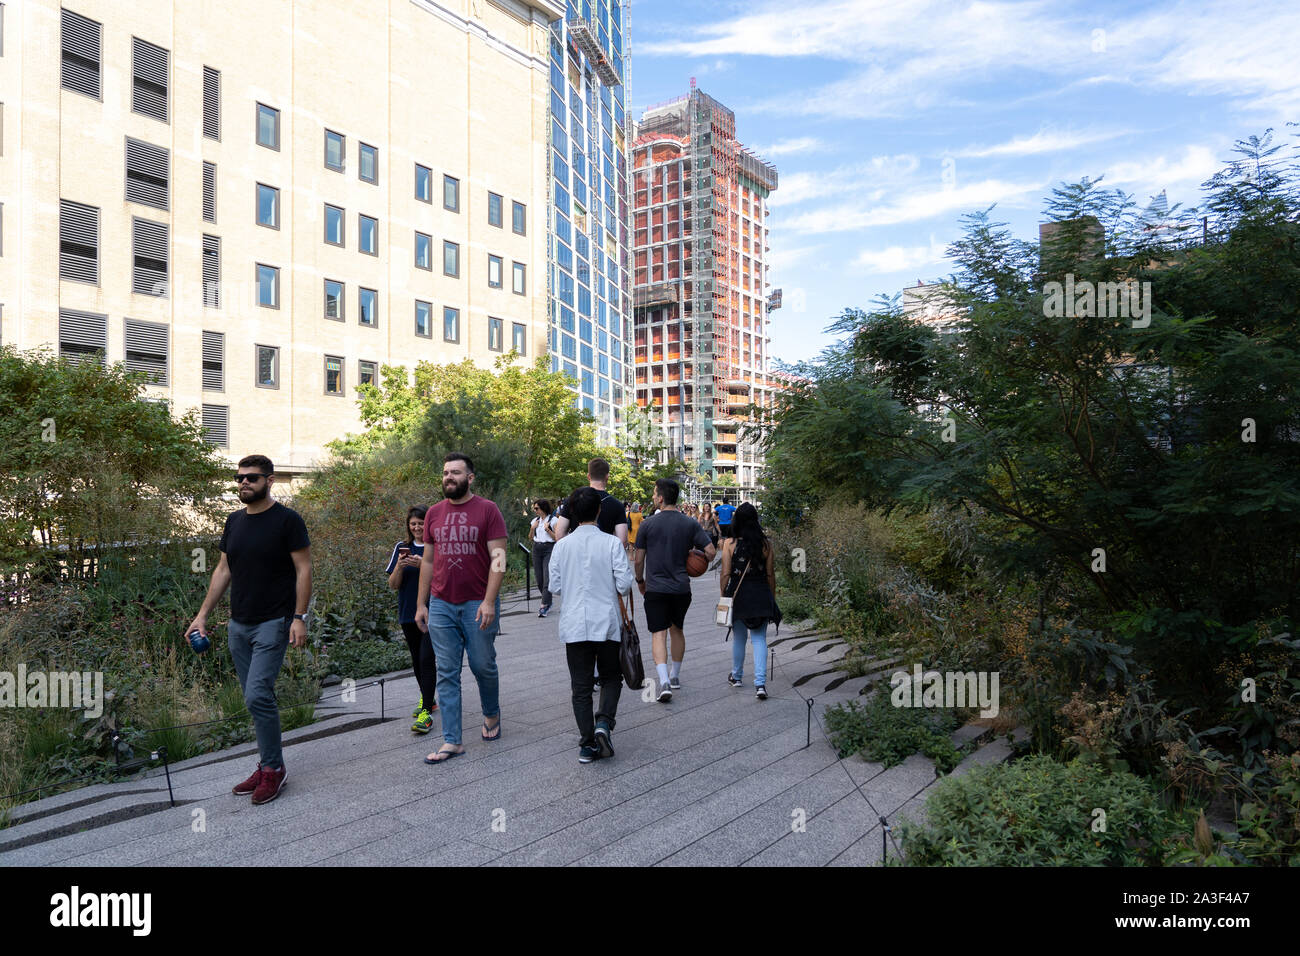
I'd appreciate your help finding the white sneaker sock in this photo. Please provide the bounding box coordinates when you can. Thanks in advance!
[656,663,670,687]
[670,661,682,680]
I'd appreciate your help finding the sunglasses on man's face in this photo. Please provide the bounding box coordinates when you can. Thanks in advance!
[234,473,268,483]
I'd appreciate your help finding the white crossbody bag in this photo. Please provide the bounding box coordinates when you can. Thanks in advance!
[716,555,751,628]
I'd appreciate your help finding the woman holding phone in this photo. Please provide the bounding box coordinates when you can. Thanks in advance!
[386,505,438,733]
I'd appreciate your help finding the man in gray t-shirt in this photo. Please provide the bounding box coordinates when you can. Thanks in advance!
[634,479,716,702]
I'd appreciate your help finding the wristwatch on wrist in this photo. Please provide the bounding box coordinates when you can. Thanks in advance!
[293,613,309,624]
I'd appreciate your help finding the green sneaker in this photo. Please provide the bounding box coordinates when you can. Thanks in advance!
[412,696,424,719]
[411,709,434,734]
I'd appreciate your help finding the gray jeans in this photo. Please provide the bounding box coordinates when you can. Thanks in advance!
[227,616,291,769]
[532,540,554,608]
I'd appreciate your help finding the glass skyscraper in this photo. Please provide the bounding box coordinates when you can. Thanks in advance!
[546,1,631,443]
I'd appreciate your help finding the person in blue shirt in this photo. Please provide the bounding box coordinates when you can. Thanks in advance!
[715,501,736,539]
[385,505,437,734]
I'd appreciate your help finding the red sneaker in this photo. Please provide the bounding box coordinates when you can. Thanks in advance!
[233,764,263,796]
[251,764,287,805]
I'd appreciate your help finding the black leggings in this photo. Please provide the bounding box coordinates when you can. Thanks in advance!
[400,621,439,708]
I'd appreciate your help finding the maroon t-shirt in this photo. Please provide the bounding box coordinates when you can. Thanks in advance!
[423,495,508,604]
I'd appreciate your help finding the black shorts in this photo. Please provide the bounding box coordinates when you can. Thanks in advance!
[644,591,692,632]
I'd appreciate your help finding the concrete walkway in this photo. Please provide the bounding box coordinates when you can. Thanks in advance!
[0,571,1012,866]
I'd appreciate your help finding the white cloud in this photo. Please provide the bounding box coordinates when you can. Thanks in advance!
[768,154,919,208]
[1103,145,1222,197]
[1125,7,1300,117]
[752,136,825,158]
[692,59,734,75]
[766,243,823,274]
[780,177,1045,234]
[956,126,1130,159]
[853,236,951,275]
[642,0,1300,121]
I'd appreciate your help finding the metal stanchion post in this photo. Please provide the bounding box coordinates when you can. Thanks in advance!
[518,541,532,612]
[379,677,386,721]
[881,816,890,863]
[805,698,814,749]
[152,746,175,807]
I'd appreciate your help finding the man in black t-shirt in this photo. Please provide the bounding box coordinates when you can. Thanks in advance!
[552,457,628,545]
[186,454,311,806]
[634,478,715,702]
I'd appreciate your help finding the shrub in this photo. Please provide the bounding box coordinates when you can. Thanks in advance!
[825,691,966,773]
[322,639,414,681]
[1000,616,1133,758]
[1232,751,1300,865]
[900,755,1190,865]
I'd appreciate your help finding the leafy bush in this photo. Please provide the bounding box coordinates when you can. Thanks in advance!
[900,755,1190,865]
[825,691,966,773]
[0,548,325,814]
[1232,751,1300,865]
[0,346,226,575]
[1000,616,1134,758]
[322,639,413,681]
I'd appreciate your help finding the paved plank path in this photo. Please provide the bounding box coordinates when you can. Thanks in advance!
[1,572,1005,866]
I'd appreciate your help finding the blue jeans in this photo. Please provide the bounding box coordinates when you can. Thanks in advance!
[227,616,291,769]
[730,619,768,687]
[428,596,500,746]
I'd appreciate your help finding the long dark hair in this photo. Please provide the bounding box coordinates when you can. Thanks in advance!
[406,504,429,545]
[730,502,766,564]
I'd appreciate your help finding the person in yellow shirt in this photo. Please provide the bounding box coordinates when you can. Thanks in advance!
[628,502,644,553]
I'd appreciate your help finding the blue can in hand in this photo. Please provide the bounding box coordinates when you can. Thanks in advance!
[188,629,211,654]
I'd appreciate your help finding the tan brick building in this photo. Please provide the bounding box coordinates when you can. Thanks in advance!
[0,0,562,476]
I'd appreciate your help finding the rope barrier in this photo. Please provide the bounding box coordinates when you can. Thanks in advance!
[7,616,912,864]
[0,675,396,804]
[765,635,908,863]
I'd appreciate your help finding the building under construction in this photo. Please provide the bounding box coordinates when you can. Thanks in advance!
[631,85,779,489]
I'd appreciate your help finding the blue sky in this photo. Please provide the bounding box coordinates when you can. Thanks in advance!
[629,0,1300,365]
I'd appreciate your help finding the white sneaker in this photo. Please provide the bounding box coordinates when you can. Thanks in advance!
[657,684,673,703]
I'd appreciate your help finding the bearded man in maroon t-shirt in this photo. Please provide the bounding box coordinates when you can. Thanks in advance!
[414,453,508,764]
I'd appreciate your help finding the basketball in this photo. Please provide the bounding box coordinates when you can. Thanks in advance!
[686,549,709,577]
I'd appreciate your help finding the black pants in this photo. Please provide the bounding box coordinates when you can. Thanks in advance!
[400,621,438,709]
[532,540,554,608]
[565,641,622,747]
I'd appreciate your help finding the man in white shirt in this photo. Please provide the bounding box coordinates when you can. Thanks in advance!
[548,486,634,763]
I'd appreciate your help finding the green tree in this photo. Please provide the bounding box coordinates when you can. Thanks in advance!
[334,354,602,500]
[618,400,666,471]
[0,347,225,575]
[764,129,1300,667]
